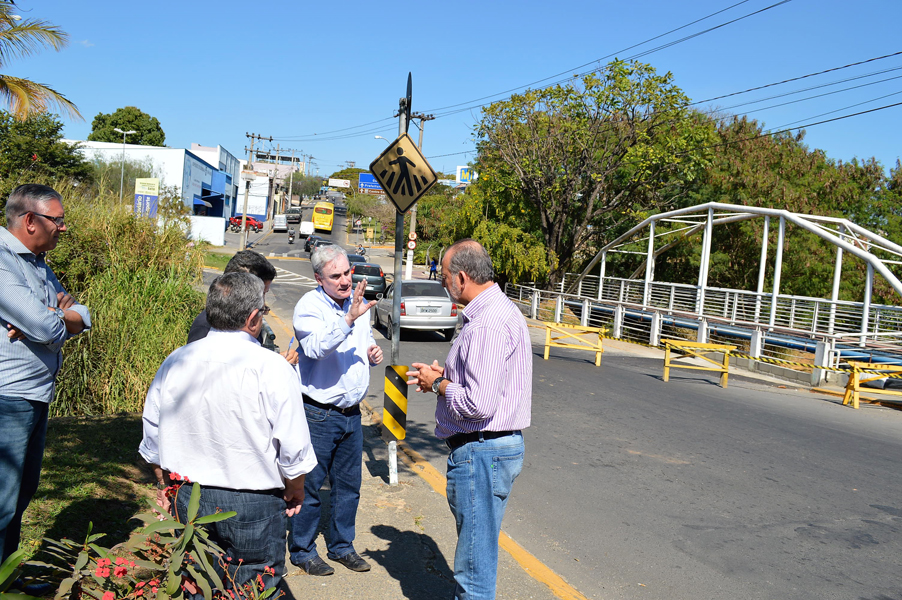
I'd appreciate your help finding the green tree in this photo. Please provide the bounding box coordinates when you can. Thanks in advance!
[88,106,166,146]
[0,110,91,209]
[287,173,321,198]
[637,115,902,303]
[0,1,80,120]
[475,59,713,283]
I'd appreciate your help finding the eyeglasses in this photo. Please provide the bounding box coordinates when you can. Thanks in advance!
[261,305,271,315]
[21,212,65,228]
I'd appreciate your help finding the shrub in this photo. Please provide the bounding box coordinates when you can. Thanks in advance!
[44,181,205,416]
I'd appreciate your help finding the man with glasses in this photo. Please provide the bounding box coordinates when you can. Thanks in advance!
[0,184,91,565]
[140,272,315,595]
[407,239,531,600]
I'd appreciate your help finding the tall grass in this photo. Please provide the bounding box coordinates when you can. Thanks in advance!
[47,180,206,416]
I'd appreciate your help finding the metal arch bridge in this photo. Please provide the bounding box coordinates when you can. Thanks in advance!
[504,203,902,383]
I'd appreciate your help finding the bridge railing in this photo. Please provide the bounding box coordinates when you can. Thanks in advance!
[507,277,902,379]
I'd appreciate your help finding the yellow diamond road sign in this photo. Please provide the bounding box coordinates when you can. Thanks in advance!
[369,133,437,213]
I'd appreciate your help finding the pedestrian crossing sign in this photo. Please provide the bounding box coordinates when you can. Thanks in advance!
[369,133,437,213]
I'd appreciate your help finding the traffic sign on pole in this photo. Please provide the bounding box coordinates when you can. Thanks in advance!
[408,232,417,241]
[407,240,416,250]
[369,133,437,213]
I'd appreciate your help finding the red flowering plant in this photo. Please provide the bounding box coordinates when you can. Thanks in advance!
[25,482,263,600]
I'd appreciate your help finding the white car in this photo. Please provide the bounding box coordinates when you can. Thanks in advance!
[272,214,288,232]
[374,280,459,340]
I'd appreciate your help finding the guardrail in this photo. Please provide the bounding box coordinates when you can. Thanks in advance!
[505,279,902,386]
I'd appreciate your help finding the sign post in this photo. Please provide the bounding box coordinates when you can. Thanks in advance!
[368,73,438,486]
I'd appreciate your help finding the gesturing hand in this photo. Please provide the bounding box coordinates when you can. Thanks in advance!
[406,360,444,393]
[345,280,376,326]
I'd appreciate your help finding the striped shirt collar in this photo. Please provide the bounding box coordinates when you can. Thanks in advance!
[461,283,503,324]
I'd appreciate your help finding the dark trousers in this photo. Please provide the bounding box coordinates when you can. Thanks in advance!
[0,395,48,562]
[288,404,362,563]
[173,485,288,593]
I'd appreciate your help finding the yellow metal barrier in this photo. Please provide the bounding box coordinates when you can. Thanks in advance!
[663,339,737,388]
[842,361,902,409]
[542,322,606,367]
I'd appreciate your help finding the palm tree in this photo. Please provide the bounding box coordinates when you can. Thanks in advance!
[0,1,80,120]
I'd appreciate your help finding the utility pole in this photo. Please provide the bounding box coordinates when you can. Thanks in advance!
[405,112,435,279]
[241,133,271,251]
[272,144,281,221]
[287,149,297,211]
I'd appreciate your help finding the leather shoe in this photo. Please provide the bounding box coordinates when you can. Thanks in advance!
[331,551,371,572]
[296,555,334,576]
[11,579,54,596]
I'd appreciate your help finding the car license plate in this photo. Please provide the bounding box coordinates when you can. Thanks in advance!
[419,307,439,314]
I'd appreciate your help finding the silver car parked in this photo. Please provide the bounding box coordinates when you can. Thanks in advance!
[374,280,458,340]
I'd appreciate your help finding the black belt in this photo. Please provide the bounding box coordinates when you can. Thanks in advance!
[445,430,518,451]
[303,394,360,415]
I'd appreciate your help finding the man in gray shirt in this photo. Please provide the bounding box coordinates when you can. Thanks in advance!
[0,184,91,562]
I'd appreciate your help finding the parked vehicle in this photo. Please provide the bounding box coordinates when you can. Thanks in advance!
[229,215,263,233]
[299,221,315,238]
[285,207,302,224]
[350,263,386,298]
[304,234,323,252]
[311,239,333,254]
[272,214,288,232]
[373,280,458,340]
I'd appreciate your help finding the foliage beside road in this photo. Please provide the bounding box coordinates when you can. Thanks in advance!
[47,182,205,416]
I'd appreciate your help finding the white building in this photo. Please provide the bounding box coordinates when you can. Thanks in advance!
[66,140,258,246]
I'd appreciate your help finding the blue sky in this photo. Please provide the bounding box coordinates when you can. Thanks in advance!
[10,0,902,177]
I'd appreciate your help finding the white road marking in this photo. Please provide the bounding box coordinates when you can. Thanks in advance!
[273,267,317,287]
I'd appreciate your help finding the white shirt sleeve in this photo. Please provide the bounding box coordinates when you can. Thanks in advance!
[138,362,165,466]
[267,360,317,480]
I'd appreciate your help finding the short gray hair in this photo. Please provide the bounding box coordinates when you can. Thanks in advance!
[311,244,347,276]
[206,272,264,331]
[6,184,63,229]
[447,239,494,284]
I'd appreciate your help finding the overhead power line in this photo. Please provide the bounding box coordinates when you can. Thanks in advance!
[269,0,787,142]
[691,50,902,105]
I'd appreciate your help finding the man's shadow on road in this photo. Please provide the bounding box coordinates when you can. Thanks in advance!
[367,524,454,600]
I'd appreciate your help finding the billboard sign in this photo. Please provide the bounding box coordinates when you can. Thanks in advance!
[134,178,160,218]
[328,178,351,188]
[456,166,476,185]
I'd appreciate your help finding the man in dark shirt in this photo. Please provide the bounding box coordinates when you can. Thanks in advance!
[188,251,297,364]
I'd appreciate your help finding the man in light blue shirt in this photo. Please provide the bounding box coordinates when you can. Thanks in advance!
[288,244,382,576]
[0,184,90,563]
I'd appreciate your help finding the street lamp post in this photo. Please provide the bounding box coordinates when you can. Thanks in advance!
[113,128,136,203]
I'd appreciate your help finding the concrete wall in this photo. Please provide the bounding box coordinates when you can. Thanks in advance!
[188,216,226,246]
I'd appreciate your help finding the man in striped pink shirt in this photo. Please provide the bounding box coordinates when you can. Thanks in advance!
[408,239,532,600]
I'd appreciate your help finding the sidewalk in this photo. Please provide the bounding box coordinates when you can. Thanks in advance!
[280,399,562,600]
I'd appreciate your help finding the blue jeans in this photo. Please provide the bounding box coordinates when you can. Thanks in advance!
[288,405,362,563]
[173,485,288,593]
[446,432,524,600]
[0,395,49,562]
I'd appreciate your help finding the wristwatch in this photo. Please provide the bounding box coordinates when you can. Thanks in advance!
[431,376,448,395]
[53,307,65,320]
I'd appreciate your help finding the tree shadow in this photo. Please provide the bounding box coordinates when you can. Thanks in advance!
[368,524,454,600]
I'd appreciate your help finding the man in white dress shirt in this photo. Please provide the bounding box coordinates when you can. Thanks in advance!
[139,272,316,593]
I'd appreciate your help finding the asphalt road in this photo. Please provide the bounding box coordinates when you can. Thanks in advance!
[221,210,902,600]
